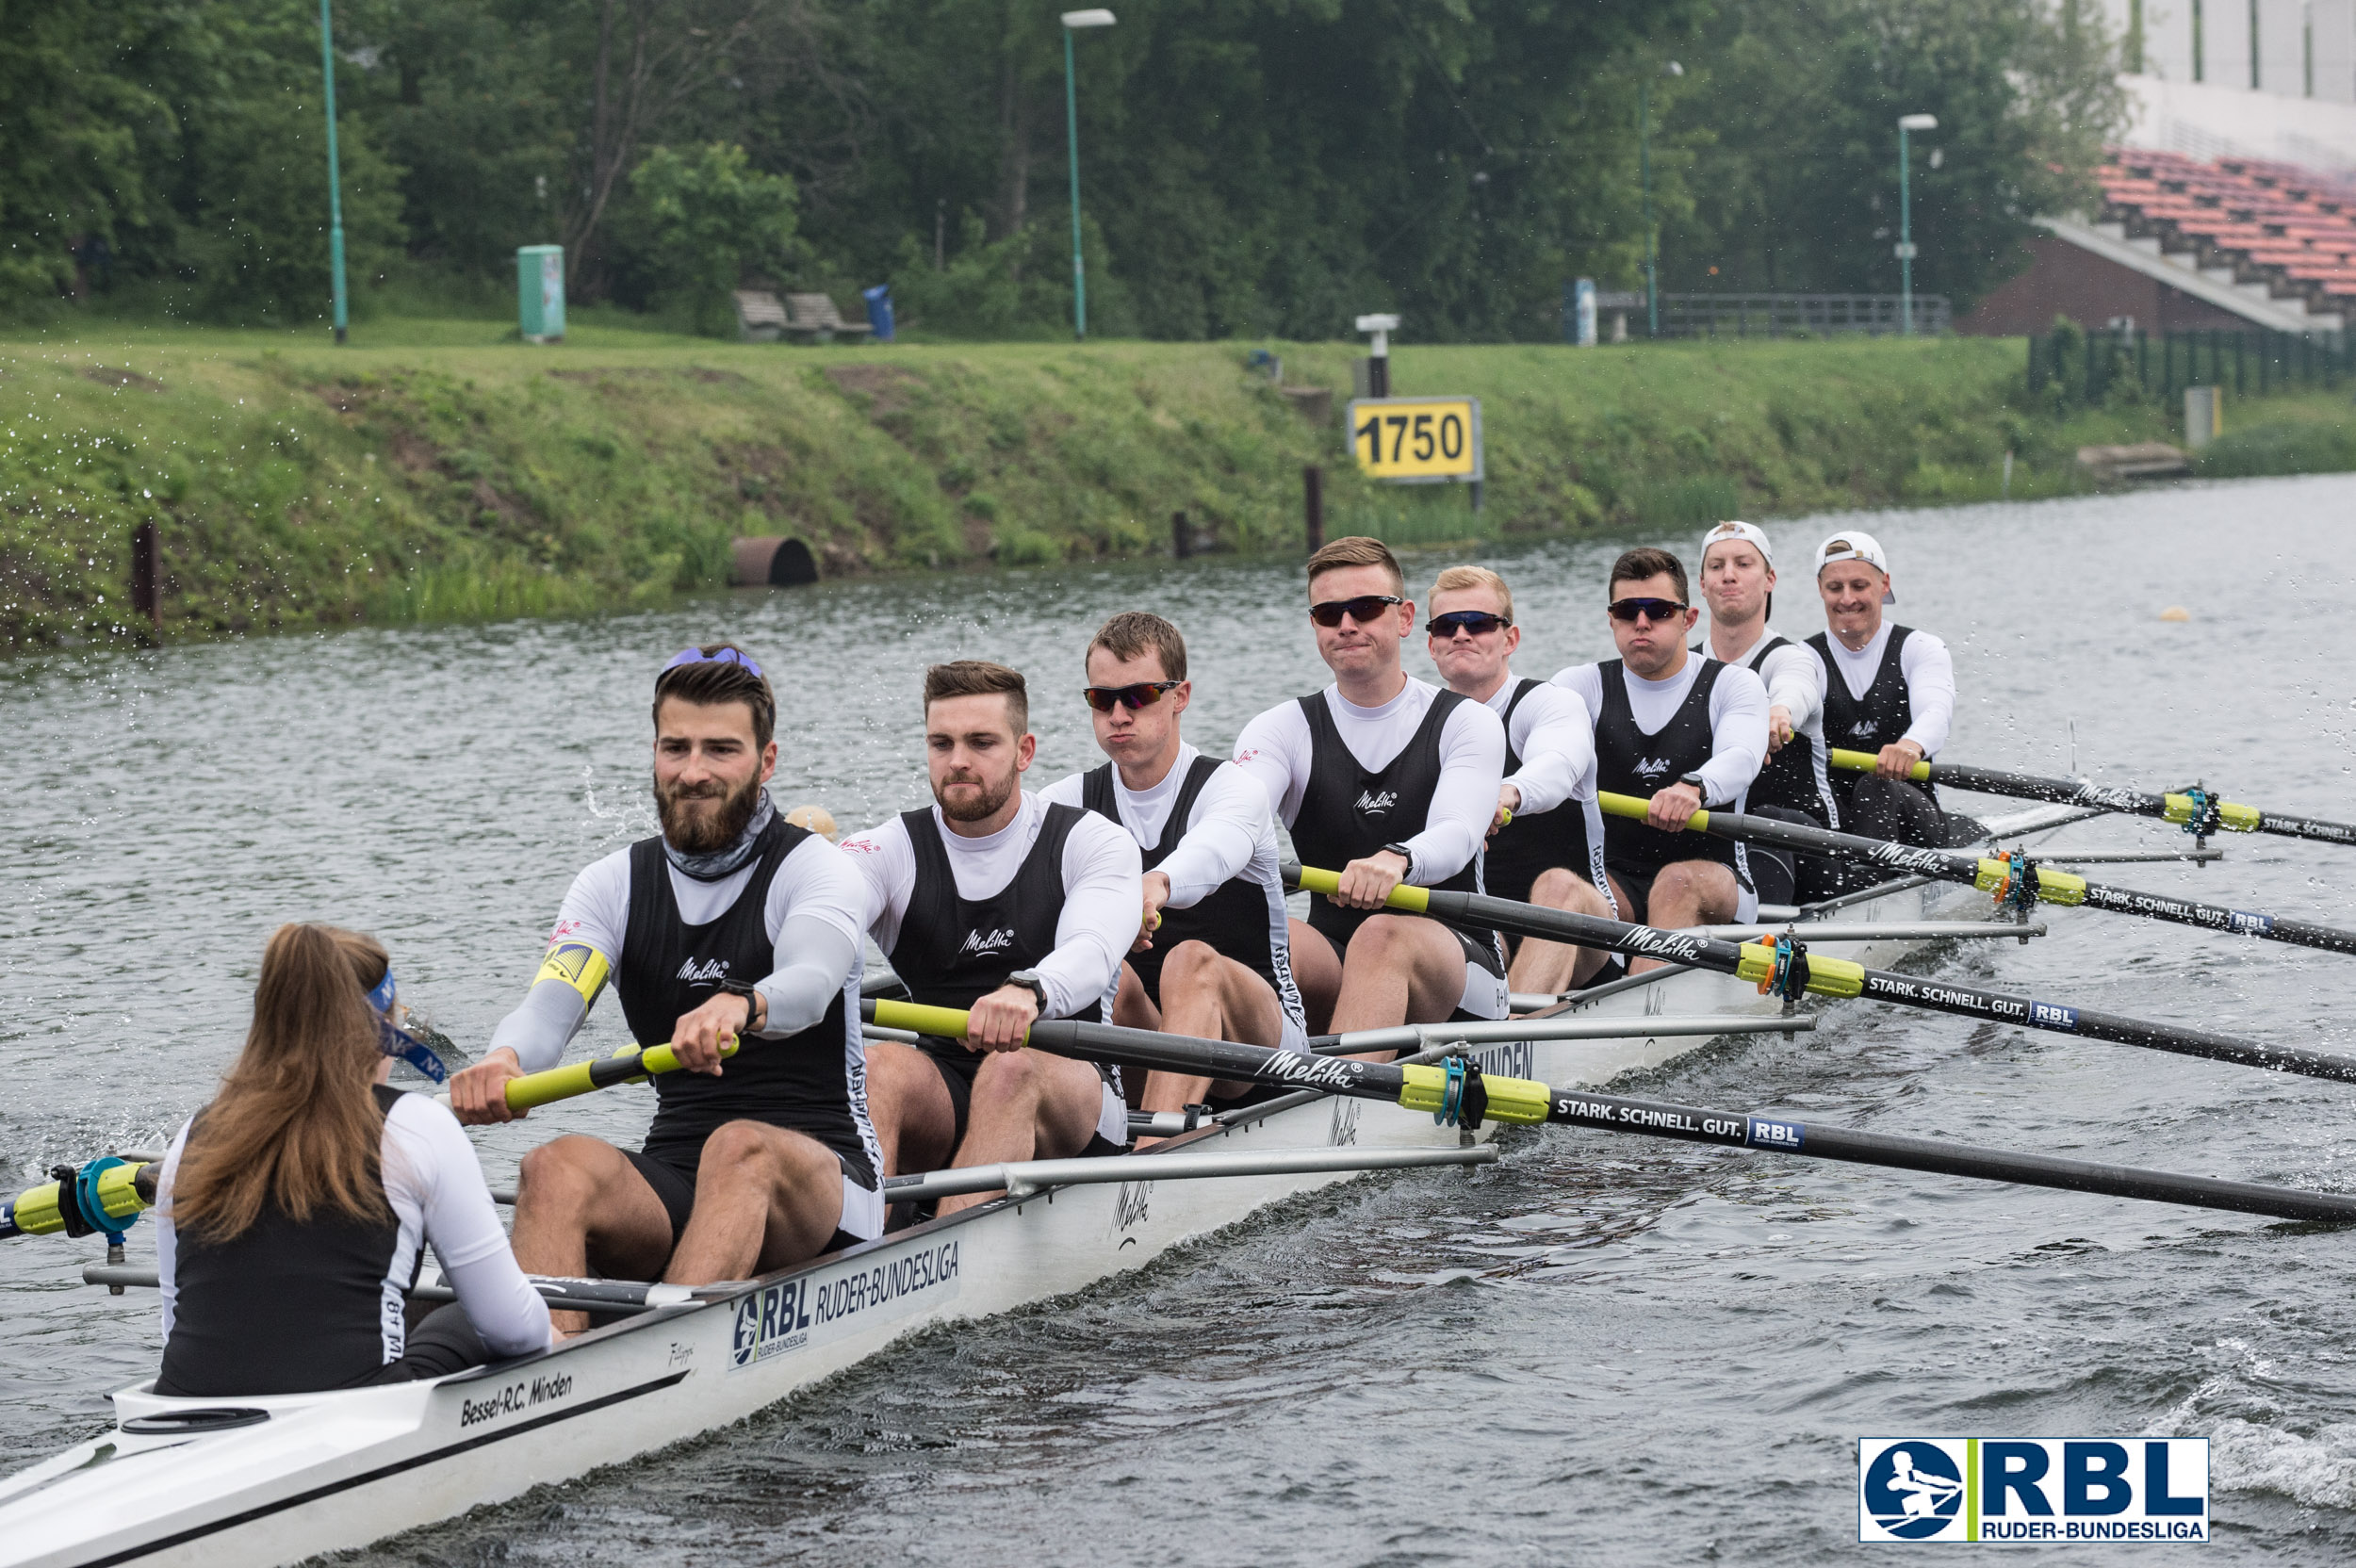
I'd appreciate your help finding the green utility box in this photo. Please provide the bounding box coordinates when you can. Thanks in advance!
[517,245,564,342]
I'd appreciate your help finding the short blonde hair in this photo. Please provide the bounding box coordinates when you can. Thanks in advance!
[1306,535,1405,596]
[1428,564,1513,621]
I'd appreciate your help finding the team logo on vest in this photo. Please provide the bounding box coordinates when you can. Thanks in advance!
[958,927,1017,957]
[1631,757,1675,780]
[1850,719,1882,738]
[676,956,730,984]
[1354,790,1399,814]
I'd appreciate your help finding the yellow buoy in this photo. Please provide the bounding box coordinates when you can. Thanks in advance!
[784,803,840,841]
[2159,606,2191,622]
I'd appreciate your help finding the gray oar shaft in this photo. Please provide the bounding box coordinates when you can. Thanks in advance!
[1903,758,2356,848]
[886,1144,1494,1203]
[1317,1013,1815,1056]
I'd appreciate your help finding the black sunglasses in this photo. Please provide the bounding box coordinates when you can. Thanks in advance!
[1429,610,1511,639]
[1309,595,1403,628]
[1608,596,1688,624]
[1082,680,1181,712]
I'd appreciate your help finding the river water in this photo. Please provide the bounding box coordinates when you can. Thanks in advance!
[7,476,2356,1562]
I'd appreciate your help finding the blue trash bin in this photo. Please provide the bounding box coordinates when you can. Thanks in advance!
[862,285,895,343]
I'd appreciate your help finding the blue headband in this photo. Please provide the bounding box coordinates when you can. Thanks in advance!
[662,646,764,679]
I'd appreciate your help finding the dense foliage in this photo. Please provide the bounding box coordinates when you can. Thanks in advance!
[6,0,2123,338]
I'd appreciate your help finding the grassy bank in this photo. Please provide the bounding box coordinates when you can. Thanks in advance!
[3,321,2349,650]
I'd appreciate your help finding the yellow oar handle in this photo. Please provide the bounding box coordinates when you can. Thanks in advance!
[2165,792,2263,831]
[501,1037,742,1112]
[868,998,1008,1040]
[4,1160,152,1239]
[1289,864,1432,912]
[1972,858,2087,906]
[1595,790,1711,831]
[1827,747,1931,782]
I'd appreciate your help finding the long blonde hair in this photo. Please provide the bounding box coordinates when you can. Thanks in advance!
[169,923,394,1241]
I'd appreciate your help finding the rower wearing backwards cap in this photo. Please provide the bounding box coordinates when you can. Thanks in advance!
[1552,547,1770,972]
[1038,612,1308,1130]
[448,645,881,1330]
[1807,531,1984,849]
[1233,536,1511,1046]
[843,661,1141,1213]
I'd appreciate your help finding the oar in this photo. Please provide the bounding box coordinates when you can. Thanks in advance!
[1826,748,2356,848]
[862,1001,2356,1225]
[1281,863,2356,1085]
[1595,791,2356,958]
[427,1037,744,1117]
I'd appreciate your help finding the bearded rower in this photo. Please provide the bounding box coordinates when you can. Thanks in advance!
[1552,546,1770,972]
[1233,536,1510,1043]
[1037,612,1307,1128]
[1423,564,1617,996]
[1693,520,1841,906]
[844,661,1141,1215]
[1808,531,1984,849]
[448,645,881,1327]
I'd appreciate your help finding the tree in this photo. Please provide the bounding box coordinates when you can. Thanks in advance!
[619,141,803,332]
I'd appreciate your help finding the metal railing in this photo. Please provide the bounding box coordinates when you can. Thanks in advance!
[1652,292,1952,338]
[2027,326,2354,405]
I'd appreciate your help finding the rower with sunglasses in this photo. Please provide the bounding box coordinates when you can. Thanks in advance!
[1551,547,1770,972]
[1233,536,1511,1044]
[1423,565,1620,996]
[448,644,882,1331]
[1039,612,1308,1130]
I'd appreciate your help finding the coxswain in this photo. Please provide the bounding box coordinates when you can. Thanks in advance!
[843,661,1141,1213]
[448,645,882,1329]
[1807,531,1984,848]
[155,924,549,1396]
[1693,520,1841,905]
[1551,546,1769,972]
[1037,612,1308,1131]
[1422,564,1618,996]
[1232,536,1510,1045]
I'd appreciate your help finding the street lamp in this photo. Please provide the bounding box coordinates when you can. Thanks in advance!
[1061,8,1116,340]
[1896,113,1938,336]
[319,0,349,344]
[1641,60,1682,339]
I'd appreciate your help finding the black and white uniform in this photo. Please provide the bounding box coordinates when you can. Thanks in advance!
[1478,676,1613,921]
[1233,678,1510,1021]
[1039,744,1308,1054]
[155,1086,551,1396]
[1697,627,1840,906]
[841,793,1140,1152]
[1808,624,1982,849]
[493,808,883,1250]
[1552,657,1769,925]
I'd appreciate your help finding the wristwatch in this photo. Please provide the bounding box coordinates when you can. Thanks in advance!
[716,978,761,1029]
[1677,770,1713,804]
[1380,842,1416,876]
[1006,970,1050,1007]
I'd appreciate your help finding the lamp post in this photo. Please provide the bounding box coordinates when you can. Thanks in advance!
[1640,60,1683,339]
[1896,113,1938,337]
[1060,8,1116,340]
[319,0,349,344]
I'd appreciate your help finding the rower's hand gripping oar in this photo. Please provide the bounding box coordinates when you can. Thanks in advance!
[434,1035,744,1118]
[863,1000,2356,1226]
[1595,791,2356,958]
[1280,863,2356,1086]
[1825,747,2356,849]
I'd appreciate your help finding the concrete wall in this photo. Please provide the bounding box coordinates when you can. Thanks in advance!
[2319,0,2356,103]
[2118,72,2356,164]
[1956,237,2257,335]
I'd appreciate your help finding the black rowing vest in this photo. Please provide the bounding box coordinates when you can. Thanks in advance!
[1808,626,1939,810]
[1286,688,1502,970]
[1717,636,1840,826]
[617,815,874,1186]
[157,1084,410,1397]
[1481,679,1611,909]
[1592,658,1750,886]
[887,803,1105,1027]
[1080,756,1298,1015]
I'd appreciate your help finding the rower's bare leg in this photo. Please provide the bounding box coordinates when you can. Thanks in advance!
[862,1039,957,1178]
[664,1120,846,1285]
[1329,914,1475,1057]
[1627,859,1742,974]
[510,1134,675,1335]
[1286,918,1341,1037]
[1504,869,1617,996]
[937,1050,1108,1216]
[1138,940,1288,1145]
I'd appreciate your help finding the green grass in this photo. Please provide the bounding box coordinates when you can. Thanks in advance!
[3,322,2352,651]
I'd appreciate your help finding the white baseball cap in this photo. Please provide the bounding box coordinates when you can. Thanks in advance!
[1813,530,1896,603]
[1699,520,1775,570]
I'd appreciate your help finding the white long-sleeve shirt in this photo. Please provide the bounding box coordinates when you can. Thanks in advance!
[1818,623,1955,756]
[1550,656,1771,808]
[1480,674,1596,817]
[1231,678,1506,884]
[1705,623,1825,735]
[839,792,1142,1021]
[1036,744,1275,911]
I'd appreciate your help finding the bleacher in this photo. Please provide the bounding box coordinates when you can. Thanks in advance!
[2098,147,2356,320]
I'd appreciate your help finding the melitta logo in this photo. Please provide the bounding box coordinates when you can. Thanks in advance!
[676,956,729,984]
[1858,1437,2209,1543]
[957,927,1016,957]
[1850,719,1882,738]
[1354,790,1399,814]
[1630,757,1675,780]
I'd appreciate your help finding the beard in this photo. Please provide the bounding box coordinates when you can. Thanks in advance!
[655,768,764,853]
[934,766,1017,825]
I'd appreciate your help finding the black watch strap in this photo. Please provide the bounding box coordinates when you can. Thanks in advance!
[717,978,761,1026]
[1006,970,1050,1006]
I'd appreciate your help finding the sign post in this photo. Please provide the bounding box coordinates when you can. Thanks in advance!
[1346,395,1484,510]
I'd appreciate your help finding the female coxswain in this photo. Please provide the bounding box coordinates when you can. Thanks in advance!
[153,923,551,1396]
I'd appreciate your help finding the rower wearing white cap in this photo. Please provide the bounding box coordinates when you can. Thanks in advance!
[1807,531,1983,849]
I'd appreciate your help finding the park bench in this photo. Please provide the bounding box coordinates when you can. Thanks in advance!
[733,290,789,342]
[782,293,873,344]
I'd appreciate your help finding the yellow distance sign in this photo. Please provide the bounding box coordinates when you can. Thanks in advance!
[1347,396,1484,482]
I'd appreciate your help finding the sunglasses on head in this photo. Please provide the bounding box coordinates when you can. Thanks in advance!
[1608,596,1688,624]
[662,645,764,678]
[1429,610,1511,639]
[1082,680,1181,712]
[1309,595,1403,628]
